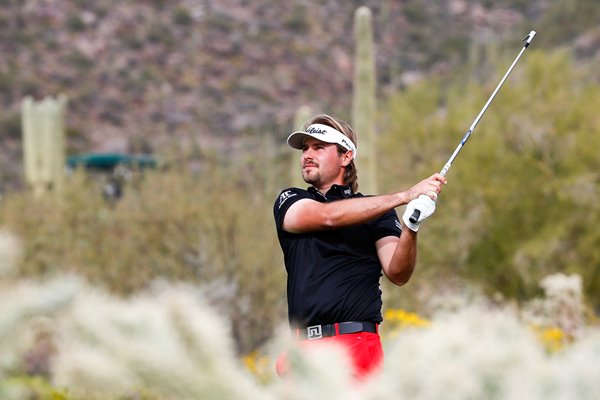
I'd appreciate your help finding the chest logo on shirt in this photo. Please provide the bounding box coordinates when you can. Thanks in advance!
[278,190,297,208]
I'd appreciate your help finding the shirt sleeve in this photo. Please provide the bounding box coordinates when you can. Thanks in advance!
[273,188,311,233]
[370,209,402,241]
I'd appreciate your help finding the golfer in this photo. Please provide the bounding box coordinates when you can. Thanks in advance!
[273,114,446,379]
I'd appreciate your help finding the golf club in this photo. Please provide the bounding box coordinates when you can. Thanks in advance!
[409,30,537,224]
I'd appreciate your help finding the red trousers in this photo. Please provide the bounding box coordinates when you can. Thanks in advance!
[276,332,383,380]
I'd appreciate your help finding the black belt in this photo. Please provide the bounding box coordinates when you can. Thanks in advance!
[296,321,378,340]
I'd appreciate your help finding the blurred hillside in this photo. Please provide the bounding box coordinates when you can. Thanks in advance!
[1,0,600,190]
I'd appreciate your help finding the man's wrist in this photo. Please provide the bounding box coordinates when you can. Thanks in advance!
[401,214,419,232]
[394,190,411,207]
[403,221,417,233]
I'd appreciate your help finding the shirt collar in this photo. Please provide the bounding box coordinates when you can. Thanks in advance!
[308,184,354,200]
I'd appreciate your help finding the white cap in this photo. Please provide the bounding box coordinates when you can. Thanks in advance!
[287,124,357,158]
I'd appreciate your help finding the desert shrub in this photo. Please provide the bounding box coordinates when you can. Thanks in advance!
[379,49,600,310]
[0,157,286,354]
[0,276,268,399]
[0,271,598,399]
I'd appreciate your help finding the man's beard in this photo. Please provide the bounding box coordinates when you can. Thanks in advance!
[302,169,320,186]
[302,164,328,188]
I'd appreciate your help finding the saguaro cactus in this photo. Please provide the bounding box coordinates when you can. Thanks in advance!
[352,6,377,195]
[290,104,312,188]
[21,95,68,196]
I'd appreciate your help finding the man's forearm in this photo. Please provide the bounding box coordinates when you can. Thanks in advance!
[322,173,446,228]
[321,191,411,228]
[284,174,445,234]
[386,222,418,285]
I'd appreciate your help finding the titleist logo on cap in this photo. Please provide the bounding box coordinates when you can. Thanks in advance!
[306,126,328,135]
[287,123,357,159]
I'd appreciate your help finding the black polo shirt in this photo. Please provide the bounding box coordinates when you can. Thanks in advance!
[273,184,401,327]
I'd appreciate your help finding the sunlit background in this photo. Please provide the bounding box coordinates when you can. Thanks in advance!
[1,0,599,398]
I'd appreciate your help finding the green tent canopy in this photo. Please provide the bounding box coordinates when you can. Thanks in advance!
[66,153,157,172]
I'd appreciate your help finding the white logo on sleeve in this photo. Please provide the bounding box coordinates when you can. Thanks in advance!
[278,190,297,208]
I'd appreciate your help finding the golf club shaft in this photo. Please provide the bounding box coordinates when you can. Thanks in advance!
[409,31,536,224]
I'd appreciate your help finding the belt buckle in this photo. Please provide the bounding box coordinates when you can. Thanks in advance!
[306,325,322,340]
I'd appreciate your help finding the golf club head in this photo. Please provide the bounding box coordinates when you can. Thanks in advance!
[523,31,536,47]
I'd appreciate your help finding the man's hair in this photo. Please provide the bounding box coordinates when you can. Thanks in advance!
[305,114,359,193]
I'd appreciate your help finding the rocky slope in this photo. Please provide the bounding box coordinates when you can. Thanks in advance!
[1,0,598,188]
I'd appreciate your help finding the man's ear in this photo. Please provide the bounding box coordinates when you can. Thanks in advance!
[341,151,354,166]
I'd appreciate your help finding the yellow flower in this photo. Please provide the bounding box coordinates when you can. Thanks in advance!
[384,308,431,328]
[531,325,568,353]
[382,308,431,339]
[242,351,272,384]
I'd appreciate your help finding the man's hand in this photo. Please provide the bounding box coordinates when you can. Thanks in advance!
[402,195,436,232]
[406,173,447,202]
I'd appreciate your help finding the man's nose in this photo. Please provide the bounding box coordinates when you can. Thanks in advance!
[302,148,314,160]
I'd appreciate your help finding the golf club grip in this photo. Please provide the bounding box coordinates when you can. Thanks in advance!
[408,209,420,224]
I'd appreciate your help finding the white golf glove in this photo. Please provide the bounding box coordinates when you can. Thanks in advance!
[402,195,436,232]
